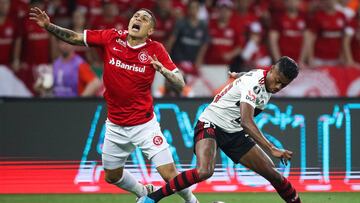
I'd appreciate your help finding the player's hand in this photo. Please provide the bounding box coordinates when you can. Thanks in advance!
[29,7,50,28]
[149,55,165,74]
[270,147,293,165]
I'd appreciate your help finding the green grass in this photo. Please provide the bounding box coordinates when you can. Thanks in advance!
[1,193,360,203]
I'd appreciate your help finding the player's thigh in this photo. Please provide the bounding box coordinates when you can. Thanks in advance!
[193,121,218,177]
[239,144,281,182]
[102,120,136,171]
[132,116,170,163]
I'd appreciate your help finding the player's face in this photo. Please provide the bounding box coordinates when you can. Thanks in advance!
[265,65,292,94]
[128,10,154,39]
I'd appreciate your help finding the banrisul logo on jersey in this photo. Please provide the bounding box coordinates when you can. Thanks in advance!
[109,57,145,73]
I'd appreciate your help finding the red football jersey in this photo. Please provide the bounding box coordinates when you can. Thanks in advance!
[84,29,177,126]
[205,19,243,64]
[308,10,347,60]
[348,15,360,63]
[271,12,306,60]
[0,17,19,66]
[21,18,51,65]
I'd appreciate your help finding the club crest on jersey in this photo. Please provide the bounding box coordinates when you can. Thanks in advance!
[253,86,261,94]
[153,135,163,146]
[138,50,149,63]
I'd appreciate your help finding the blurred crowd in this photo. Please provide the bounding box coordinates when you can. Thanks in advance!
[1,0,360,97]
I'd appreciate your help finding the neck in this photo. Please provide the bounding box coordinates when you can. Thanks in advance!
[218,18,229,27]
[61,52,75,61]
[127,35,147,47]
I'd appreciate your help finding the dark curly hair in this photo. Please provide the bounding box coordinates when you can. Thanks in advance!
[275,56,299,80]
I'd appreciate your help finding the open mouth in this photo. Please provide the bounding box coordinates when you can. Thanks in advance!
[131,24,141,32]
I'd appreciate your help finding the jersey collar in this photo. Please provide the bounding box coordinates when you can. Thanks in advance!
[126,41,147,49]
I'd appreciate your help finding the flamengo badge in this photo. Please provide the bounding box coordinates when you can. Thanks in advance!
[153,135,163,146]
[138,50,149,63]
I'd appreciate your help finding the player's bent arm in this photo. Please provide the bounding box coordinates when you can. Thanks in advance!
[160,68,185,93]
[240,102,275,152]
[45,23,85,46]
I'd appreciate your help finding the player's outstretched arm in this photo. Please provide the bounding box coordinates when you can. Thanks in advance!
[29,7,85,46]
[149,55,185,93]
[240,102,293,164]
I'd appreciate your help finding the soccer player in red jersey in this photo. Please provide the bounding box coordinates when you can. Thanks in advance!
[29,7,198,203]
[0,0,21,70]
[300,0,347,67]
[269,0,306,62]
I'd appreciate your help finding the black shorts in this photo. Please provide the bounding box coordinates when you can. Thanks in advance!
[193,120,256,163]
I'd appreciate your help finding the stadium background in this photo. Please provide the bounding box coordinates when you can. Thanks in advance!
[1,0,360,202]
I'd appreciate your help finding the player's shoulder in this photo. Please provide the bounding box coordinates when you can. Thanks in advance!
[146,39,166,51]
[242,69,266,80]
[111,29,128,37]
[237,69,267,87]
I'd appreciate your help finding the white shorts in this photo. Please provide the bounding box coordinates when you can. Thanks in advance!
[102,115,170,169]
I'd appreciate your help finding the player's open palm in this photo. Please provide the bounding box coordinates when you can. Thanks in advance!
[270,147,293,165]
[29,7,50,28]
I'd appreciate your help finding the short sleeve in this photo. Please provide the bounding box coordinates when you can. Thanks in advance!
[238,74,260,108]
[83,29,115,47]
[155,43,177,71]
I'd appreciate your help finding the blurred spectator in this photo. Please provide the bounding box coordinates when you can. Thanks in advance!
[9,0,29,21]
[107,0,134,19]
[0,0,22,72]
[35,40,101,97]
[343,9,360,68]
[151,0,176,43]
[269,0,306,62]
[167,0,209,76]
[233,0,270,69]
[89,1,127,30]
[300,0,347,67]
[205,0,242,66]
[18,0,55,94]
[76,0,102,20]
[70,9,91,61]
[88,1,127,71]
[46,0,75,27]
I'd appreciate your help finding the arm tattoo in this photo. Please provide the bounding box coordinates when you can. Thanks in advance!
[46,23,84,46]
[161,69,185,93]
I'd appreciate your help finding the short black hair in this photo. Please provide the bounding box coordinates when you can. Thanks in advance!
[275,56,299,80]
[137,8,157,28]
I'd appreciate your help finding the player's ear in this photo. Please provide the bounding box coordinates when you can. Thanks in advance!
[148,27,154,36]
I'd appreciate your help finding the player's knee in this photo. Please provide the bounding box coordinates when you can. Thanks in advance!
[161,170,178,182]
[267,169,283,185]
[104,169,123,184]
[197,167,214,181]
